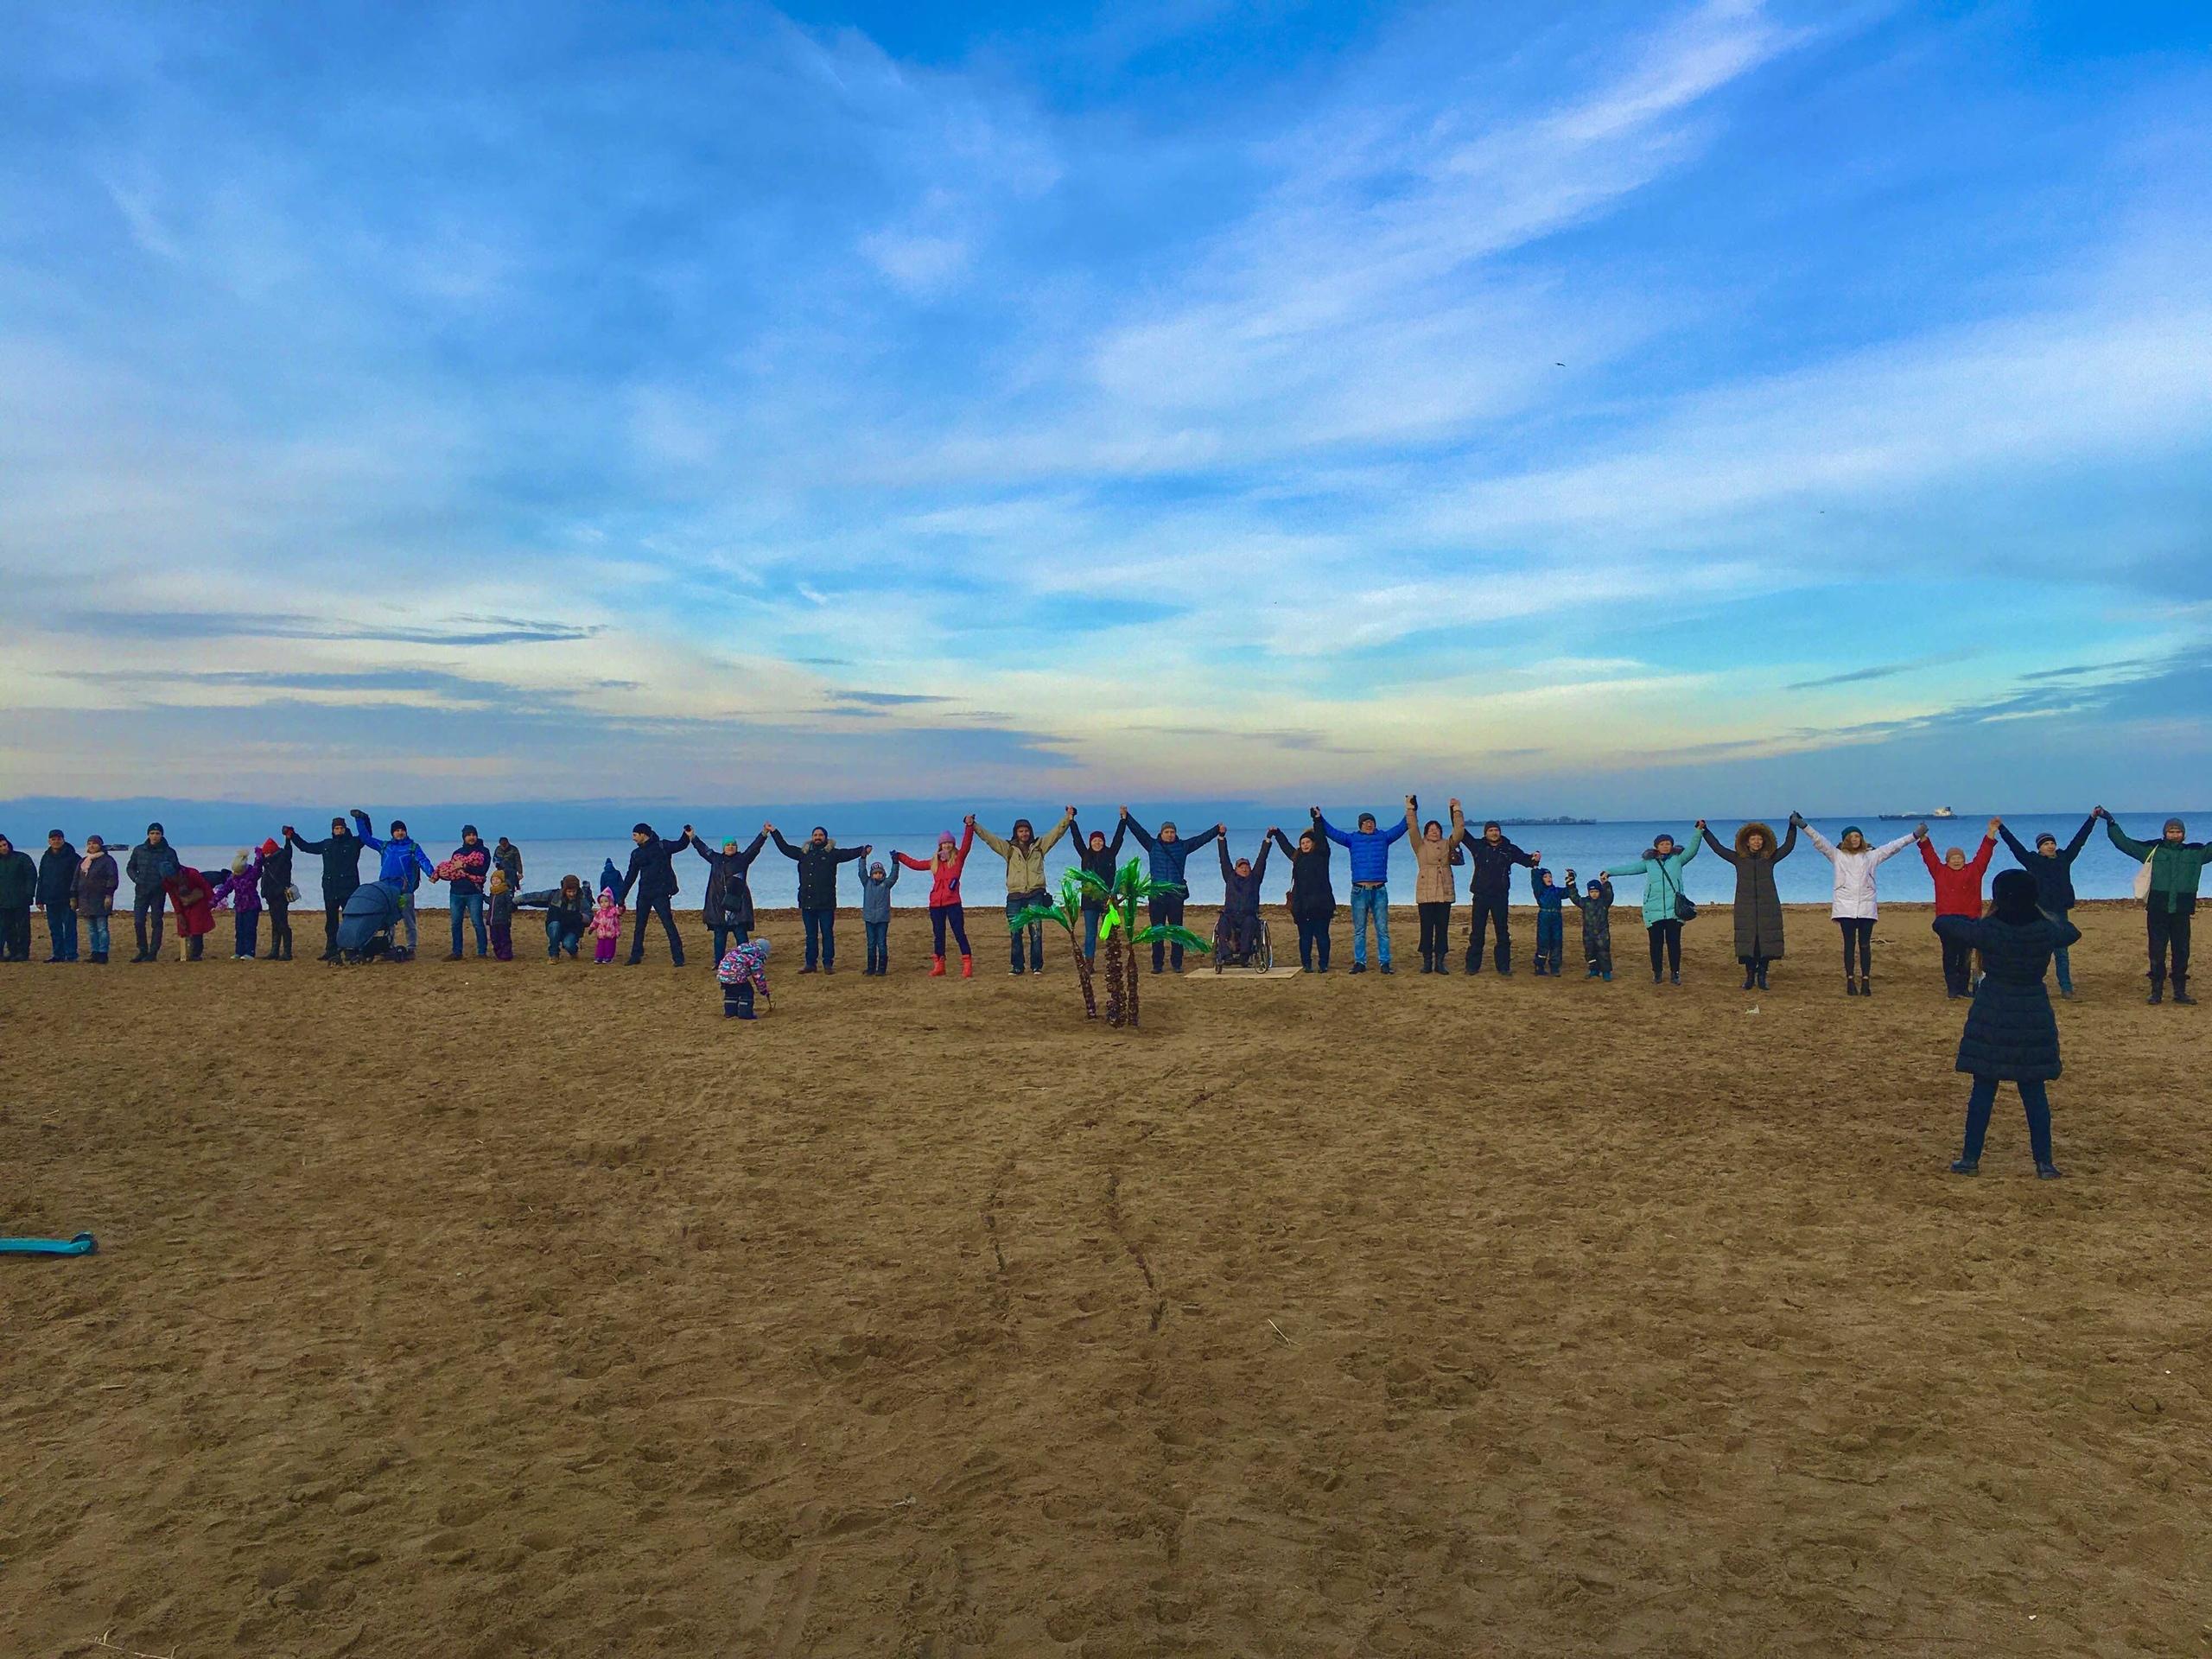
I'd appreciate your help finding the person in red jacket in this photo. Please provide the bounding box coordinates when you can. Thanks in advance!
[894,818,977,978]
[162,865,219,962]
[1919,818,1999,997]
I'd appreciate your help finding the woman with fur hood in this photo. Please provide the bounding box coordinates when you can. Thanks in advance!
[1700,819,1799,990]
[74,836,120,963]
[1791,814,1914,996]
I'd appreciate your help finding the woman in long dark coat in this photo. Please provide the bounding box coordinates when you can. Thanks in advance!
[1700,820,1797,990]
[1268,824,1337,973]
[1936,868,2075,1179]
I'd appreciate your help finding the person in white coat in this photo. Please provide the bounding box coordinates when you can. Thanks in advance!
[1790,814,1914,997]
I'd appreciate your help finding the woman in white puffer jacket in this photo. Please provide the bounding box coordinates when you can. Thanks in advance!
[1791,814,1914,998]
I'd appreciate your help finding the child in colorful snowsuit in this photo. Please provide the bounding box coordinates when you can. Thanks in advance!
[211,849,266,959]
[1565,873,1614,980]
[718,938,772,1018]
[589,888,624,963]
[1529,866,1571,976]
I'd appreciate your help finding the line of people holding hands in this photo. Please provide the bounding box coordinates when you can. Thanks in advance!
[0,804,2201,1007]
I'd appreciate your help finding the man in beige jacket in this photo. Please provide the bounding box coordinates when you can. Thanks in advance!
[978,808,1077,975]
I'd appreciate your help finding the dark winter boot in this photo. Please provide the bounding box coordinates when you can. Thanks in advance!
[1755,963,1770,990]
[1741,964,1757,990]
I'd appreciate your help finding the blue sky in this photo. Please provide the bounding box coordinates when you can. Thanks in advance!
[3,0,2208,812]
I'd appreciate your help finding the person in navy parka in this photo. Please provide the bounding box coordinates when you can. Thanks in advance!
[1936,868,2076,1180]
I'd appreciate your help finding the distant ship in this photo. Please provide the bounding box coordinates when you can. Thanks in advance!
[1877,807,1955,821]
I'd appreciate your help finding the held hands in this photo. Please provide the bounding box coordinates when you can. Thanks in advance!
[761,822,775,836]
[1448,798,1460,812]
[1119,804,1129,819]
[1694,819,1707,831]
[1986,817,2002,835]
[1913,823,1929,841]
[963,814,976,828]
[681,823,695,839]
[1309,805,1322,819]
[1216,822,1227,835]
[1789,810,1806,828]
[2094,804,2109,819]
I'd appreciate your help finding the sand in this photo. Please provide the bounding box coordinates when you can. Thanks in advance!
[4,901,2208,1658]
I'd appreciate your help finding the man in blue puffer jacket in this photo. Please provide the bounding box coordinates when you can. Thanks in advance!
[1121,809,1223,973]
[1313,802,1409,974]
[352,809,438,957]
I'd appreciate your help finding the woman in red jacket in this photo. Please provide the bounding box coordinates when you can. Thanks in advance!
[162,866,219,962]
[895,818,977,978]
[1919,818,1999,997]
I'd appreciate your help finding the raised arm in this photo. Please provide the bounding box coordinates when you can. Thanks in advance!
[956,823,976,861]
[893,850,931,872]
[1997,823,2033,867]
[1185,823,1222,852]
[770,830,804,861]
[1700,826,1738,865]
[1268,829,1298,860]
[1125,817,1158,852]
[1870,834,1915,866]
[2103,816,2151,860]
[1219,839,1236,882]
[1965,833,1996,879]
[1317,815,1351,849]
[1378,815,1409,848]
[1800,821,1836,861]
[884,860,900,891]
[2063,813,2095,861]
[287,829,334,856]
[832,842,868,865]
[974,823,1012,857]
[1250,840,1271,885]
[1036,810,1074,855]
[1677,832,1700,868]
[1447,803,1466,849]
[351,810,387,852]
[1599,857,1649,880]
[1772,820,1798,861]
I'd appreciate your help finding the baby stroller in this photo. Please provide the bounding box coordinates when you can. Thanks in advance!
[334,881,405,963]
[1212,908,1274,972]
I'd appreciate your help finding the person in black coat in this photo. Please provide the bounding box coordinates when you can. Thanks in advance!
[36,830,79,962]
[1067,814,1127,958]
[258,836,296,960]
[1936,868,2075,1179]
[618,823,686,967]
[285,817,367,961]
[1268,823,1337,972]
[1997,814,2094,997]
[671,826,769,961]
[768,823,868,973]
[1213,836,1273,966]
[1462,823,1537,975]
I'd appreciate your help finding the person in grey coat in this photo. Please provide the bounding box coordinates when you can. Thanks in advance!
[1562,873,1614,980]
[857,859,900,976]
[1700,820,1799,990]
[74,836,120,963]
[125,823,181,962]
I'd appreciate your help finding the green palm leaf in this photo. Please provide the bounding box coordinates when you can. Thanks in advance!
[1134,924,1212,954]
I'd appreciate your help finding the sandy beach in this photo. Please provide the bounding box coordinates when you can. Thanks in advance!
[4,900,2207,1658]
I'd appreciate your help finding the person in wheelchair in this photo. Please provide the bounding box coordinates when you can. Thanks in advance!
[1214,836,1274,969]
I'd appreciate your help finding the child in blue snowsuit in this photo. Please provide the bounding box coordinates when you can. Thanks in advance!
[1529,865,1571,976]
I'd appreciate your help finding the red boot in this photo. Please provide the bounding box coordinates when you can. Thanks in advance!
[960,954,974,978]
[930,955,946,977]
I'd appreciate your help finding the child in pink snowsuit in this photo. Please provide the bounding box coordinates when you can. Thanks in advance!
[590,887,624,963]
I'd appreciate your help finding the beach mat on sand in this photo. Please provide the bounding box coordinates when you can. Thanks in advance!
[1186,966,1307,981]
[1,1233,98,1256]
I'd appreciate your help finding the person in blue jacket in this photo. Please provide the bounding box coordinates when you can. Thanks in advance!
[1121,809,1223,973]
[1312,799,1410,975]
[352,809,439,957]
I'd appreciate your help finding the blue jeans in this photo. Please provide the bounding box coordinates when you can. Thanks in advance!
[865,918,889,969]
[711,922,749,963]
[43,904,78,960]
[2052,945,2072,995]
[1007,891,1046,969]
[1083,906,1103,957]
[800,905,834,969]
[449,891,487,956]
[234,912,259,957]
[546,915,583,957]
[1963,1075,2053,1166]
[1349,886,1389,965]
[85,915,111,957]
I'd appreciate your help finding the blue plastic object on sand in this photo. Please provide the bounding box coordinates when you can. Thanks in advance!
[0,1233,98,1256]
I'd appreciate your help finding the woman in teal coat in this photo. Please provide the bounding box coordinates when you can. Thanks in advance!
[1603,823,1703,984]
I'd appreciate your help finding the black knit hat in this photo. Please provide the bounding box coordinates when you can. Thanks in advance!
[1992,868,2041,924]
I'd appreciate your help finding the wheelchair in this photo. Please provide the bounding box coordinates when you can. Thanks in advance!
[1212,912,1274,973]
